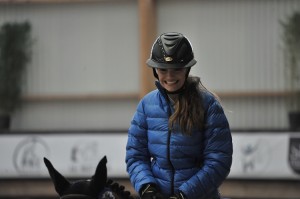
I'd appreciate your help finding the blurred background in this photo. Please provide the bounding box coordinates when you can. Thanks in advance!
[0,0,300,198]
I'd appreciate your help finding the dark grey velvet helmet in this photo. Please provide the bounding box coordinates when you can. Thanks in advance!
[146,32,197,69]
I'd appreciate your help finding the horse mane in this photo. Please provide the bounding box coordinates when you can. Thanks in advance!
[44,156,135,199]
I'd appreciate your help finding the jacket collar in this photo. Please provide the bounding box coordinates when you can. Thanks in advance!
[155,81,169,101]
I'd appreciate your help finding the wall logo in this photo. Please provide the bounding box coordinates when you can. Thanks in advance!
[69,141,100,174]
[240,139,270,173]
[13,136,50,175]
[289,137,300,175]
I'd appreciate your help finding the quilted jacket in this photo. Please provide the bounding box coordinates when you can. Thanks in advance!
[125,81,232,199]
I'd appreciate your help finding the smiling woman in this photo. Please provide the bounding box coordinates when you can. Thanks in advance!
[125,32,233,199]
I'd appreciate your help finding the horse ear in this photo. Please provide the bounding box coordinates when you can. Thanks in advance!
[90,156,107,192]
[44,157,71,196]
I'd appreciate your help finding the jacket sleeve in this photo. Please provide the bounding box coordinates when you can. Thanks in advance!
[179,94,233,199]
[125,99,157,194]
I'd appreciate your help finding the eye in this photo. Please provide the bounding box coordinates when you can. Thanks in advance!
[173,68,186,73]
[157,68,167,73]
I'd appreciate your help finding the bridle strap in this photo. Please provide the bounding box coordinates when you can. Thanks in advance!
[60,194,96,199]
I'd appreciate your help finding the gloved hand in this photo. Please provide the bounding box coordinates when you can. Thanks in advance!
[140,184,164,199]
[106,179,134,199]
[169,191,186,199]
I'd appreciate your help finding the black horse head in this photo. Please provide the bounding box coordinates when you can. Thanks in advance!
[44,156,134,199]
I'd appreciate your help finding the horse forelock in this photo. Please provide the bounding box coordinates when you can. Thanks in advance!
[98,187,119,199]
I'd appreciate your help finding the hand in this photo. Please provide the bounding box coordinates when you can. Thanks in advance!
[169,192,186,199]
[142,192,164,199]
[140,184,164,199]
[106,179,134,199]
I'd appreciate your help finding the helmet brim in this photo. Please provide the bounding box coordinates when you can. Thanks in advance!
[146,59,197,69]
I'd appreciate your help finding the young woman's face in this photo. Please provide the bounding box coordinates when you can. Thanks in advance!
[156,68,187,92]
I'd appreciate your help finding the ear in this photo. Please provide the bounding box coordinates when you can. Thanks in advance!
[44,157,71,196]
[89,156,107,193]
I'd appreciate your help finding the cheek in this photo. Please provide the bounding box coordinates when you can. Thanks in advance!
[178,75,186,82]
[178,79,185,87]
[159,79,165,86]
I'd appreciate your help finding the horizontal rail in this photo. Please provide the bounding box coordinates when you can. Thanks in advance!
[21,91,297,102]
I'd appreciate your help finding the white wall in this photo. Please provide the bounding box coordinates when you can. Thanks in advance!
[0,0,299,130]
[0,1,139,130]
[0,1,139,95]
[157,0,300,129]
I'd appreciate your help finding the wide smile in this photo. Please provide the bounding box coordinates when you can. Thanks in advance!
[164,80,179,85]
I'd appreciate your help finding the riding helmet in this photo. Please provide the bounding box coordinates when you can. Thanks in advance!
[146,32,197,69]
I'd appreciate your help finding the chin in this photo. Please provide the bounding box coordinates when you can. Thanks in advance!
[166,88,178,92]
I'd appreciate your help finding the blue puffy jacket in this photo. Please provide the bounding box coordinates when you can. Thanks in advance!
[126,82,232,199]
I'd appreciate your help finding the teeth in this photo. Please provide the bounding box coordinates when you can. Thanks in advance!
[166,81,177,84]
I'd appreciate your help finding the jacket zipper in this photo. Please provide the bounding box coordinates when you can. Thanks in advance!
[155,81,176,195]
[167,128,175,195]
[166,94,175,195]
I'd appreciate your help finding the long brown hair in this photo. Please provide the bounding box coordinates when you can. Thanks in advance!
[169,76,206,135]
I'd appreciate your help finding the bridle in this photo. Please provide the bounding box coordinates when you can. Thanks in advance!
[60,194,96,199]
[60,188,119,199]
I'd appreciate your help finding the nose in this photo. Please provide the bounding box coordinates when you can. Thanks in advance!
[165,70,172,77]
[165,69,177,77]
